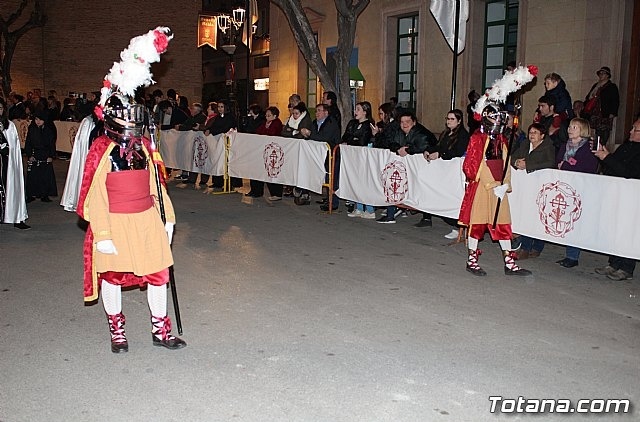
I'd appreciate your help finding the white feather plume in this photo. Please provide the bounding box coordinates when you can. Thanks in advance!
[472,64,538,118]
[99,26,173,107]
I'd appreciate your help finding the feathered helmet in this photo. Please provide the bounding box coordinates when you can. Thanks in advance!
[473,64,538,134]
[96,27,173,140]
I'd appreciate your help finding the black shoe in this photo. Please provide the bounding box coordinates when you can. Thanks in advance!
[13,222,31,230]
[466,265,487,276]
[504,266,532,276]
[320,204,338,211]
[41,197,52,202]
[556,258,578,268]
[414,218,432,228]
[152,334,187,350]
[316,198,328,204]
[376,215,396,224]
[111,340,129,353]
[26,197,35,203]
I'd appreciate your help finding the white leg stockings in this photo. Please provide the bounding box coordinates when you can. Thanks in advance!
[147,283,167,318]
[101,279,122,315]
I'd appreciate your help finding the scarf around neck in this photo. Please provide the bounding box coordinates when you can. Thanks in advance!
[563,137,588,161]
[287,111,307,130]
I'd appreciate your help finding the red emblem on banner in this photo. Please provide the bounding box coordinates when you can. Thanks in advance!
[380,160,408,204]
[69,125,78,148]
[263,142,284,178]
[536,180,582,238]
[194,135,208,168]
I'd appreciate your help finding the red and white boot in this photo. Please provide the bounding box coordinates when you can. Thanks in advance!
[107,313,128,353]
[466,249,487,276]
[504,251,532,276]
[151,315,187,350]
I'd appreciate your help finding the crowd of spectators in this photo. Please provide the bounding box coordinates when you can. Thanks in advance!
[3,63,636,280]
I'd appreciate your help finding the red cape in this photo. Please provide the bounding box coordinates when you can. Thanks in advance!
[458,131,507,225]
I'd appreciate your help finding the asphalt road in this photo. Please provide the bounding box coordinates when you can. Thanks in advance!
[1,159,638,422]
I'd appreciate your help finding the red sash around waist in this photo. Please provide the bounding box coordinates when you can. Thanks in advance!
[485,159,504,181]
[106,169,153,213]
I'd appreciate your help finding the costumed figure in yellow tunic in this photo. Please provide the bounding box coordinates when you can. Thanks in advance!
[459,64,538,277]
[77,27,185,353]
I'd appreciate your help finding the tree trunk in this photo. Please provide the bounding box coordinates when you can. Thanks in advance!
[271,0,369,131]
[0,0,47,95]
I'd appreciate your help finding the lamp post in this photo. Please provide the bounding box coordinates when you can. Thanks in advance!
[216,5,246,113]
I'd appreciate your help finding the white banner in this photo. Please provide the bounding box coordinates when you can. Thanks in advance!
[337,146,465,219]
[159,130,225,176]
[228,132,329,194]
[510,168,640,260]
[339,146,640,260]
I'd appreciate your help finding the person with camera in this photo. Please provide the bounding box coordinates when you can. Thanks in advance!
[592,117,640,281]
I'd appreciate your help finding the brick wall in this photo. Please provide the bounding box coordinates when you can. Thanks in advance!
[6,0,202,101]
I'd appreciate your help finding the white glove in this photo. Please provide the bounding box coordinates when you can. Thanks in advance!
[493,184,509,200]
[96,239,118,255]
[165,222,175,245]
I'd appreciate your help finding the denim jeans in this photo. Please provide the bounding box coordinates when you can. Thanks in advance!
[385,205,397,221]
[520,236,545,253]
[355,203,374,213]
[566,246,581,261]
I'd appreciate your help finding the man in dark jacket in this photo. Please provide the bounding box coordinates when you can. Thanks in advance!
[379,111,438,224]
[301,103,341,147]
[299,104,341,209]
[176,102,206,131]
[389,111,438,156]
[592,117,640,281]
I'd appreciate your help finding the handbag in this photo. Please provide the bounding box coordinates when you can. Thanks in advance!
[583,95,599,115]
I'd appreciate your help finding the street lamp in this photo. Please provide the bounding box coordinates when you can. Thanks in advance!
[215,5,247,112]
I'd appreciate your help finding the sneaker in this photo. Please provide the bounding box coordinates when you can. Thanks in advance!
[397,210,407,218]
[14,222,31,230]
[268,196,282,201]
[377,217,396,224]
[347,209,364,218]
[594,265,616,276]
[414,218,432,228]
[361,211,376,219]
[607,269,633,281]
[444,229,459,239]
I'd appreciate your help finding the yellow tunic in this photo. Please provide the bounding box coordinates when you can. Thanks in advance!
[83,143,175,277]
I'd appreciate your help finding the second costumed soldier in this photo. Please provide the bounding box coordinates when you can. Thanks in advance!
[459,65,538,277]
[77,27,185,353]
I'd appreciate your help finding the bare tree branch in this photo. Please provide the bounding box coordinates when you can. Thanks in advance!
[0,0,46,94]
[271,0,369,129]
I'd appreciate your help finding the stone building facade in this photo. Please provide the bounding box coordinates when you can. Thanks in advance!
[269,0,638,143]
